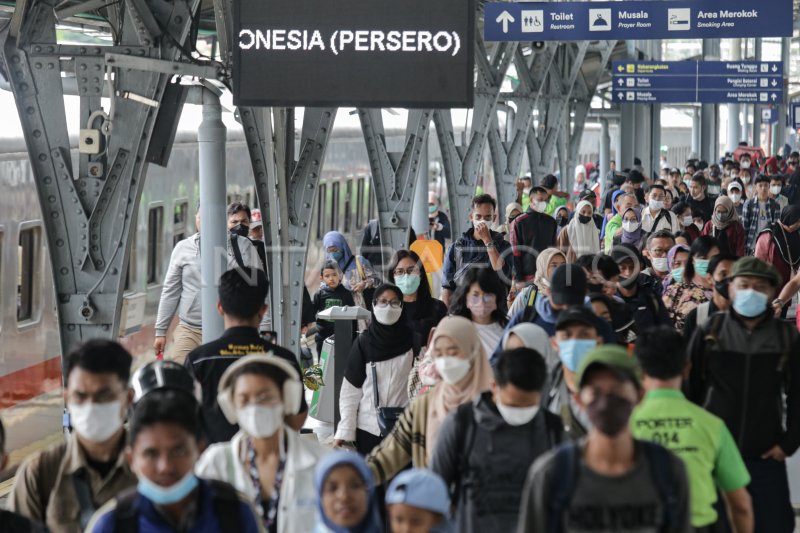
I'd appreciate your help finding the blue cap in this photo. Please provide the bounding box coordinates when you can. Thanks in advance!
[385,469,450,516]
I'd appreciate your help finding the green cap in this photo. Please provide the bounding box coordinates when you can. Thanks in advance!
[576,345,641,389]
[730,257,781,287]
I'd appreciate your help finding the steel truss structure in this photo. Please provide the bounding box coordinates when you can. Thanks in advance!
[1,0,617,356]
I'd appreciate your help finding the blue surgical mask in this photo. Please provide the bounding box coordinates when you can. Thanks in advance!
[328,250,344,262]
[732,289,768,318]
[557,339,597,372]
[671,267,684,284]
[138,471,198,505]
[694,259,710,278]
[395,274,421,296]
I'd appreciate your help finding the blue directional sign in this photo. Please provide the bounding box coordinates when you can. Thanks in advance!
[485,0,792,42]
[791,103,800,130]
[611,61,784,104]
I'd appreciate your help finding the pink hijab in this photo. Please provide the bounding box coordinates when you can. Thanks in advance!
[426,316,492,461]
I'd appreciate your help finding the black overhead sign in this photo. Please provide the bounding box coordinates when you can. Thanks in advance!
[232,0,475,108]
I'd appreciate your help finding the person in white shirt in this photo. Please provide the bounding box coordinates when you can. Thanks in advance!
[196,354,327,533]
[448,268,508,360]
[641,184,679,234]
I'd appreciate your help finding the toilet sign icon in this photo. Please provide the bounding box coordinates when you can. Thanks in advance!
[521,10,544,33]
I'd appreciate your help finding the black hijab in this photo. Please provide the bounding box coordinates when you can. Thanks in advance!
[769,205,800,269]
[362,284,414,360]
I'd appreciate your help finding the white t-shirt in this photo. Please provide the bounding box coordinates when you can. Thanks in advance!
[473,322,505,359]
[756,201,770,236]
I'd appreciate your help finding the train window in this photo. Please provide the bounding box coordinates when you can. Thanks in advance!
[331,182,340,230]
[355,178,365,229]
[344,179,353,233]
[317,183,327,239]
[125,229,136,292]
[147,206,164,285]
[17,226,40,323]
[173,200,188,246]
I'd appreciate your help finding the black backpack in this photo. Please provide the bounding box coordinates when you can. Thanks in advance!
[546,440,679,533]
[452,400,561,504]
[113,480,243,533]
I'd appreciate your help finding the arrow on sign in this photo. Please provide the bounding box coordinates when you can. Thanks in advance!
[771,93,778,101]
[771,79,778,87]
[617,92,624,99]
[618,79,624,86]
[496,11,515,34]
[772,65,778,73]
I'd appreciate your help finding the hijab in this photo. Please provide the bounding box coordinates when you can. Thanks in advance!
[600,189,626,239]
[362,284,414,359]
[663,244,691,292]
[554,205,570,230]
[501,323,558,370]
[534,248,566,292]
[426,317,492,461]
[566,200,601,258]
[620,207,643,246]
[769,205,800,269]
[314,451,382,533]
[323,231,354,272]
[711,195,739,230]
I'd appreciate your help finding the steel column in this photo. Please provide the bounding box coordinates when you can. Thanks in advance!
[198,91,227,343]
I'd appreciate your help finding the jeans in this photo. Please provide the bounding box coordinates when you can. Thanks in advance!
[744,458,794,533]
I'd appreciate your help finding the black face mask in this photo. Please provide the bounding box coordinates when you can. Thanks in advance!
[230,224,249,238]
[714,278,730,300]
[558,217,569,227]
[586,392,635,437]
[508,214,520,224]
[578,214,593,224]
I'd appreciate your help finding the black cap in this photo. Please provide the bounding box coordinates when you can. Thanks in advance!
[550,264,587,306]
[579,189,597,201]
[556,306,599,331]
[530,185,547,195]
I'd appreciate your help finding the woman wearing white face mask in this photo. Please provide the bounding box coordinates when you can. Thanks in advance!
[366,316,492,485]
[333,284,417,454]
[196,355,327,533]
[448,268,508,359]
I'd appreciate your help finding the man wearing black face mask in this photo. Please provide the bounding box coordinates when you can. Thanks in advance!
[682,254,736,341]
[517,345,691,533]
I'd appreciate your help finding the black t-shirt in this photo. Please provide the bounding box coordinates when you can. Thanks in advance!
[185,327,308,443]
[86,456,116,479]
[0,510,45,533]
[687,194,716,223]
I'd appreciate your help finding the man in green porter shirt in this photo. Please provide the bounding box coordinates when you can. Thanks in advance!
[631,326,753,532]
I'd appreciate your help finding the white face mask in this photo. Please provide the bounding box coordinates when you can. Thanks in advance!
[533,201,548,213]
[651,257,669,273]
[729,193,741,203]
[472,219,487,231]
[237,404,283,438]
[741,160,751,169]
[682,215,694,227]
[68,400,124,443]
[496,398,540,426]
[373,306,402,325]
[622,221,640,233]
[770,185,782,196]
[694,221,704,231]
[434,356,471,385]
[649,199,664,211]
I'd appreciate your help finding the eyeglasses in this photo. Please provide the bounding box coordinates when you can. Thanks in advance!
[468,293,497,305]
[393,266,420,276]
[374,299,402,309]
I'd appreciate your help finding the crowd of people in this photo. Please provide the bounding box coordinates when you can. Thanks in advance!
[3,148,800,533]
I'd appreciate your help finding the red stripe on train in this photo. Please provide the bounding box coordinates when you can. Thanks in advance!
[0,357,63,409]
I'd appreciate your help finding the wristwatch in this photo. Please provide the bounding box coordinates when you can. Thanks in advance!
[484,241,495,248]
[773,298,785,308]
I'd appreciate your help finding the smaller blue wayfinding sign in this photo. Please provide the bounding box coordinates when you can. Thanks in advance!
[611,61,784,104]
[484,0,792,42]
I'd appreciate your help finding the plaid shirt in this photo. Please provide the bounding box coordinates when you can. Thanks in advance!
[741,197,780,255]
